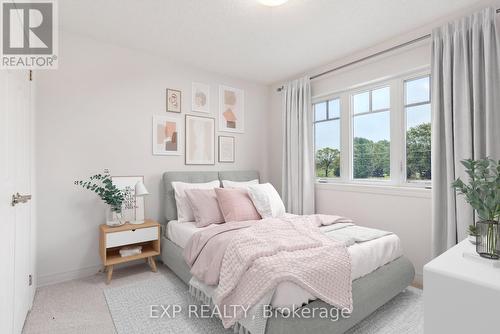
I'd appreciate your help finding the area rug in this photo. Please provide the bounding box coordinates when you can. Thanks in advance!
[104,270,422,334]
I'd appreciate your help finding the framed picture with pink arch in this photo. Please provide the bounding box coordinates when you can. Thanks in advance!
[152,115,182,155]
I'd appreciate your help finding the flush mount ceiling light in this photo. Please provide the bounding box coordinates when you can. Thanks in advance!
[258,0,289,7]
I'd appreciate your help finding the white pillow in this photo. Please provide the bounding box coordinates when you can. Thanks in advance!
[222,179,258,189]
[171,180,220,222]
[247,183,285,218]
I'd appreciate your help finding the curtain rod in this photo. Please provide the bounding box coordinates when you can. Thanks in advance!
[276,7,500,92]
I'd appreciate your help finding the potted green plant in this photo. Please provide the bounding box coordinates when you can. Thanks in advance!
[75,171,130,226]
[452,158,500,259]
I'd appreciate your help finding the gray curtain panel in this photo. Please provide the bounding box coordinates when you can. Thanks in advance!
[281,76,315,215]
[431,7,500,256]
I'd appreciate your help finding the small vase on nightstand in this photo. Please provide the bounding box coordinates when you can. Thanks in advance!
[106,205,126,227]
[475,220,499,260]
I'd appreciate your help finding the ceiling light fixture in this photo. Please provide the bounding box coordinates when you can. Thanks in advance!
[258,0,289,7]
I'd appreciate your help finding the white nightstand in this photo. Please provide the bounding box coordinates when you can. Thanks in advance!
[99,220,160,284]
[424,239,500,333]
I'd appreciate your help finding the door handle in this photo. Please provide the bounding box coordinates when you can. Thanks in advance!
[11,193,32,207]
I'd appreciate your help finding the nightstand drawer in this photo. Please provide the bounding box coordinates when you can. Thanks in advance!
[106,226,158,248]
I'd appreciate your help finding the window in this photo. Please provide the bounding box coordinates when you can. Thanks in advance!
[352,87,390,180]
[405,76,431,181]
[314,98,340,178]
[313,71,431,187]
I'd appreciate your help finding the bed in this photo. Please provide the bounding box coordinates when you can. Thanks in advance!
[160,170,415,334]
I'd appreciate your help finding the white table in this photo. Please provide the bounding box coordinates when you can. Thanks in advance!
[424,239,500,334]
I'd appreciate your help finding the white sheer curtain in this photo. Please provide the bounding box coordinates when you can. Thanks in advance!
[281,76,315,215]
[431,7,500,256]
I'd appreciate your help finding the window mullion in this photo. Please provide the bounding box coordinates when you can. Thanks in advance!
[369,90,372,113]
[326,99,329,120]
[340,93,350,182]
[390,79,404,186]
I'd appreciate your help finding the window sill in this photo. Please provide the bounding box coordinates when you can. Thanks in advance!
[315,181,431,199]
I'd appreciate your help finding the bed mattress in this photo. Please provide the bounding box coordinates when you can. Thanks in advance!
[166,219,403,308]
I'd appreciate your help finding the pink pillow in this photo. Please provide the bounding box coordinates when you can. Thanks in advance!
[215,188,261,222]
[185,189,225,227]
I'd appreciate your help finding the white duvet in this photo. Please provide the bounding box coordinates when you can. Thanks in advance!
[167,219,403,308]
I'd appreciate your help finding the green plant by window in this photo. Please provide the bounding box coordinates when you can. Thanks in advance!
[452,158,500,222]
[452,158,499,257]
[74,171,125,212]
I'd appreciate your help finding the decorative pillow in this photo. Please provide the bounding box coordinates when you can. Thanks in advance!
[215,188,261,222]
[247,183,286,218]
[221,179,259,189]
[185,189,225,227]
[171,180,220,222]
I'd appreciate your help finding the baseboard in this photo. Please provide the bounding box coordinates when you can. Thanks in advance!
[37,264,103,287]
[37,259,162,287]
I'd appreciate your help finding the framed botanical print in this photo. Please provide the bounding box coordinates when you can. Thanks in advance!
[185,115,215,165]
[192,82,210,113]
[218,136,235,163]
[166,88,182,113]
[219,85,244,133]
[111,176,145,222]
[152,116,182,155]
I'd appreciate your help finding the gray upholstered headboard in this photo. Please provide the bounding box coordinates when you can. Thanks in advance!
[162,170,260,222]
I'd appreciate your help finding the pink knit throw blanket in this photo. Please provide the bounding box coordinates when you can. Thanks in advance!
[212,216,352,328]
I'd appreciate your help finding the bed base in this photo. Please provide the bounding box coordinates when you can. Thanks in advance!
[160,236,415,334]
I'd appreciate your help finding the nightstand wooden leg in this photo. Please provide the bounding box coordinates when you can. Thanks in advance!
[106,265,113,284]
[148,257,157,272]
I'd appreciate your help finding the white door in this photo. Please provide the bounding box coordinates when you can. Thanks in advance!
[0,69,34,334]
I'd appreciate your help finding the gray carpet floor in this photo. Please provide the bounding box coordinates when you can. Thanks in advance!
[23,264,165,334]
[346,287,423,334]
[24,263,423,334]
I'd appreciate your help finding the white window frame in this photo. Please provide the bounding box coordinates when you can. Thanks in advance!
[313,97,342,179]
[349,83,394,184]
[313,69,431,188]
[403,74,432,185]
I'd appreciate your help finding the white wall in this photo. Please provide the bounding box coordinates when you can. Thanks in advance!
[35,32,270,286]
[269,40,432,284]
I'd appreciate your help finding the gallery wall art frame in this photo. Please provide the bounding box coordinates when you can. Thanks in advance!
[185,114,215,165]
[152,115,182,156]
[218,136,235,163]
[219,85,244,133]
[111,175,145,222]
[191,82,210,113]
[166,88,182,113]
